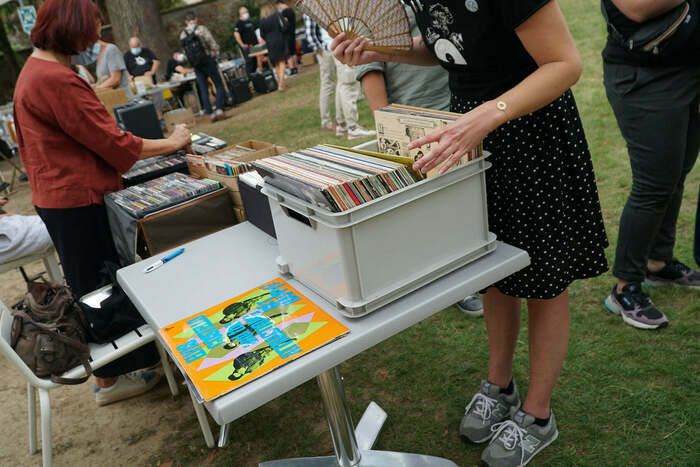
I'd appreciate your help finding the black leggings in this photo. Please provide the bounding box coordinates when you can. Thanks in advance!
[36,204,158,378]
[605,62,700,283]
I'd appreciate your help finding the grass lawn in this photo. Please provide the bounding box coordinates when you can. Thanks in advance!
[165,1,700,465]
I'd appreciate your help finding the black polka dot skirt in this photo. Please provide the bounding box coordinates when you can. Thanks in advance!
[452,91,609,299]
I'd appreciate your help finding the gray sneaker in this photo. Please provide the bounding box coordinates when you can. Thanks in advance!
[645,260,700,289]
[456,295,483,317]
[481,409,559,467]
[460,380,520,443]
[604,283,669,330]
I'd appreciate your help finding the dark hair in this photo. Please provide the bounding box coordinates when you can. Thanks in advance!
[31,0,101,55]
[185,11,197,21]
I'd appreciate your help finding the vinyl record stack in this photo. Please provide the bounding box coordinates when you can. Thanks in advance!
[107,172,222,219]
[253,145,421,213]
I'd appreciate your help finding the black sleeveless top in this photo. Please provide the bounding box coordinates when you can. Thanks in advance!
[409,0,549,100]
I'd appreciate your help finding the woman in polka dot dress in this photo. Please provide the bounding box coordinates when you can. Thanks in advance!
[333,1,608,464]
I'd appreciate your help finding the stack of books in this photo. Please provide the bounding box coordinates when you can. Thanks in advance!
[108,172,222,218]
[121,151,188,186]
[253,145,421,213]
[374,104,483,176]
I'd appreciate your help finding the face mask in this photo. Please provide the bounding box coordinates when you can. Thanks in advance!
[131,47,142,56]
[186,21,197,31]
[175,53,186,63]
[240,13,250,21]
[71,42,100,66]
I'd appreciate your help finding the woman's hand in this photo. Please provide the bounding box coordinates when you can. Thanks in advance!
[331,33,390,66]
[168,124,192,151]
[410,102,507,175]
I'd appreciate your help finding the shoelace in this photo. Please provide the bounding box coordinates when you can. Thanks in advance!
[464,393,497,424]
[625,285,652,308]
[491,420,528,467]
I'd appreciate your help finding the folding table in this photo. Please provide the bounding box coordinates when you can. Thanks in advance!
[117,223,529,466]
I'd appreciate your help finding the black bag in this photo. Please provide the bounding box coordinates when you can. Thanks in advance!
[602,0,698,56]
[79,262,146,344]
[229,76,253,105]
[11,282,93,385]
[251,69,278,94]
[181,26,209,68]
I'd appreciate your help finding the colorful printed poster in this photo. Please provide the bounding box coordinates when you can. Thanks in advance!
[160,278,349,401]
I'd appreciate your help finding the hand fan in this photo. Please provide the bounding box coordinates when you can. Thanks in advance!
[296,0,413,54]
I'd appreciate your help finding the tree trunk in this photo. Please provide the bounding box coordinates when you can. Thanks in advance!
[104,0,170,79]
[0,20,20,81]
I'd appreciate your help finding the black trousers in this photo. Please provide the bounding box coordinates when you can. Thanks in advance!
[36,204,159,378]
[604,62,700,283]
[696,184,700,267]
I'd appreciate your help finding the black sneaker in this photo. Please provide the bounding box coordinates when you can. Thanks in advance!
[604,283,669,330]
[645,260,700,289]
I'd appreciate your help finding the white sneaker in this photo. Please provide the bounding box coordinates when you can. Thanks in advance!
[335,123,348,136]
[94,368,162,406]
[457,295,484,318]
[347,125,376,140]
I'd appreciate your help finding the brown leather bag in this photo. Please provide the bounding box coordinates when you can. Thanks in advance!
[11,282,93,385]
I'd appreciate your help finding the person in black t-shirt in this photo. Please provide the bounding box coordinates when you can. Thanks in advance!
[333,2,609,465]
[124,36,160,84]
[601,0,700,330]
[235,6,263,74]
[277,0,298,75]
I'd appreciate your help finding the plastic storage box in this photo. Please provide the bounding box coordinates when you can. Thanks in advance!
[262,155,496,318]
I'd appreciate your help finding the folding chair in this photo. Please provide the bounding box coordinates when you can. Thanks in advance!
[0,246,63,286]
[0,297,180,467]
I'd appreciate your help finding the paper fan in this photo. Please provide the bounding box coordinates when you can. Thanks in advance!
[296,0,413,54]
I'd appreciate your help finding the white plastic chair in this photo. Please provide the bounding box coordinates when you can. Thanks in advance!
[0,246,63,285]
[0,299,180,467]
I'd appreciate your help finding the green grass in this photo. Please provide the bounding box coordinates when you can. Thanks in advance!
[163,1,700,465]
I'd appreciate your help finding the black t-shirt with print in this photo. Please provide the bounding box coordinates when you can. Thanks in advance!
[412,0,549,100]
[236,19,259,46]
[124,47,158,81]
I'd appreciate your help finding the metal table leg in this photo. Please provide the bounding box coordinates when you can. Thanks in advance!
[259,366,457,467]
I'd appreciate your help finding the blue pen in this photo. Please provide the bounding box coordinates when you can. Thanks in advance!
[144,248,185,274]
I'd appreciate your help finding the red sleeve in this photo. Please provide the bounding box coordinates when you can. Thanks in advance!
[48,75,143,174]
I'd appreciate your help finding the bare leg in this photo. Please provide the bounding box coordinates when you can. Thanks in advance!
[483,287,522,388]
[522,291,570,419]
[277,62,287,90]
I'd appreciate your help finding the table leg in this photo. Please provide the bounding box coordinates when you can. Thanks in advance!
[188,387,216,448]
[218,423,232,448]
[259,366,458,467]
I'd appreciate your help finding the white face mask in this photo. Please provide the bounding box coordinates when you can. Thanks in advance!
[71,42,100,66]
[240,13,250,21]
[175,53,186,63]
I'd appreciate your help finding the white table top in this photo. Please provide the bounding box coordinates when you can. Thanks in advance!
[117,223,529,425]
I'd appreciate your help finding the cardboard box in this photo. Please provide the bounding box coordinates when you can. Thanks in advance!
[301,53,317,67]
[185,142,289,208]
[234,207,247,223]
[95,87,129,118]
[164,108,196,134]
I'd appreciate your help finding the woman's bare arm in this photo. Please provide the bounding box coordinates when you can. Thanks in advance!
[96,70,123,89]
[332,35,438,67]
[361,71,390,111]
[611,0,685,23]
[411,1,583,174]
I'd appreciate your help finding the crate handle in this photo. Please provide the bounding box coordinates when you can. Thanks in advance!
[281,206,317,230]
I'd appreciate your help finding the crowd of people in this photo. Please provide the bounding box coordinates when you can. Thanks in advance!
[1,0,698,465]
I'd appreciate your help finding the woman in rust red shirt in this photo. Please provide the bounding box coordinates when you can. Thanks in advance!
[13,0,191,405]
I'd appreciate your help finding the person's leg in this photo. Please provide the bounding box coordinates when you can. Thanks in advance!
[318,51,334,127]
[206,59,227,112]
[696,184,700,267]
[194,67,213,114]
[276,61,287,90]
[522,291,570,419]
[648,93,700,267]
[335,61,360,128]
[483,287,521,389]
[606,71,693,286]
[333,58,347,128]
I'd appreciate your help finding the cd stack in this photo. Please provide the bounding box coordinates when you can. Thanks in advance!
[201,147,257,177]
[122,151,188,186]
[108,172,222,218]
[253,145,421,213]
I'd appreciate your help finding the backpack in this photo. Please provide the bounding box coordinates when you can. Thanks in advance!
[181,26,209,68]
[11,281,92,385]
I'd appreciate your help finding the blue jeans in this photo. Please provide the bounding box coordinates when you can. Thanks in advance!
[194,58,227,114]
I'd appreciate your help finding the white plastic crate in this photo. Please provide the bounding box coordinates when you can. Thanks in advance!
[261,154,496,318]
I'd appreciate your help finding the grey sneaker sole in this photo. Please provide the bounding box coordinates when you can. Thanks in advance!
[481,429,559,467]
[456,304,484,318]
[603,296,667,330]
[643,278,700,290]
